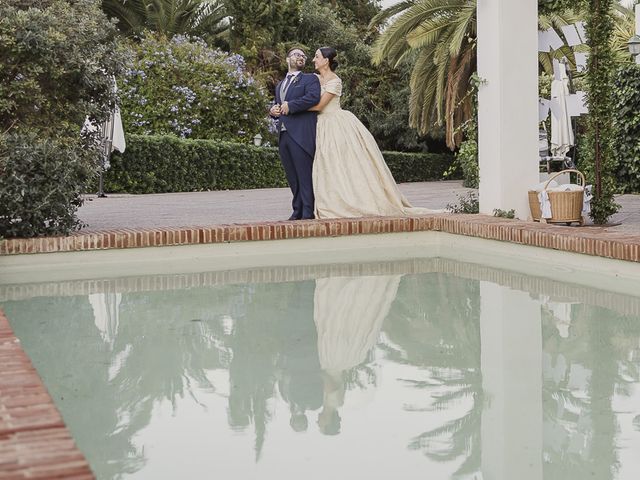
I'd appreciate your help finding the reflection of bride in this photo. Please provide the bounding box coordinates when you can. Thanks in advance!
[313,275,402,434]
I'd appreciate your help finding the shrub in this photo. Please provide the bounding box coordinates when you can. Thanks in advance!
[102,135,455,194]
[612,63,640,193]
[118,34,272,142]
[0,132,98,238]
[446,192,479,214]
[493,209,516,219]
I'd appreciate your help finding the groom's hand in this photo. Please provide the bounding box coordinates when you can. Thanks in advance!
[281,102,289,115]
[270,104,281,117]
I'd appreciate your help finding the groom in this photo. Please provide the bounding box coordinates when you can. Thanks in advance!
[270,47,321,220]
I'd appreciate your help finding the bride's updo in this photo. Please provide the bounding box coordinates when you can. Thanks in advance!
[319,47,339,71]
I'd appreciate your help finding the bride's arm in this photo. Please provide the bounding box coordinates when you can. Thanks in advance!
[309,92,336,112]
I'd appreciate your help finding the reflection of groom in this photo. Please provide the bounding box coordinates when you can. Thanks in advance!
[276,280,323,432]
[270,48,321,220]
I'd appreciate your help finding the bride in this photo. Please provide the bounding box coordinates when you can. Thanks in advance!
[309,47,440,219]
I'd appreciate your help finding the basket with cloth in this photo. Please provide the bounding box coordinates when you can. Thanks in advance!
[528,169,591,226]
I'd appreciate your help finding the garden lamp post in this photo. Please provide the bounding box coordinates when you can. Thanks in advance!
[633,5,640,65]
[628,35,640,62]
[253,133,263,147]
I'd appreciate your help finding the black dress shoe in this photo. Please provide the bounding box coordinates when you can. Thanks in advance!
[287,215,300,221]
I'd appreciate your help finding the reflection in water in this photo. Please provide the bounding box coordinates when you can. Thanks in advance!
[542,302,640,480]
[314,275,401,435]
[2,260,640,479]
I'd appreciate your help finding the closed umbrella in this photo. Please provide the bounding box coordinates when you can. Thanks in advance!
[550,61,574,158]
[83,79,126,197]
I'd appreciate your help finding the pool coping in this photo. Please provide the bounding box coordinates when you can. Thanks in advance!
[0,310,94,479]
[1,214,639,263]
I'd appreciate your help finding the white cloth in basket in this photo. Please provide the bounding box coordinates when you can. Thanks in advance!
[548,183,583,192]
[582,185,592,215]
[538,191,553,219]
[531,180,558,192]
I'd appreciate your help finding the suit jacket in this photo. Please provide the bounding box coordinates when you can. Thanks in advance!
[274,73,321,157]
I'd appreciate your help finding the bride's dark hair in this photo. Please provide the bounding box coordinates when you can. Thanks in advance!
[319,47,339,71]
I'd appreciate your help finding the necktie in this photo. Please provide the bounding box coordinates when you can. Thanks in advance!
[280,74,294,100]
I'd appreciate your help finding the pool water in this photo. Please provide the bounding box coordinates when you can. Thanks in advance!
[2,258,640,480]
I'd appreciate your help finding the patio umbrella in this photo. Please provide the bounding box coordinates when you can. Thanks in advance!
[550,61,574,158]
[101,106,126,163]
[83,78,126,196]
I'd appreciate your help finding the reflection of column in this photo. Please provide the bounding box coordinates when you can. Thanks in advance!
[480,282,542,480]
[477,0,539,217]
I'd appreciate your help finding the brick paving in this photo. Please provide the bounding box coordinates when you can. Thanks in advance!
[73,181,640,234]
[1,181,638,262]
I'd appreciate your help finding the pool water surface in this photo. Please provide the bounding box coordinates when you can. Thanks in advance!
[2,257,640,480]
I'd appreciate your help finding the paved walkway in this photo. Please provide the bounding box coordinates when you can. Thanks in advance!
[78,181,640,235]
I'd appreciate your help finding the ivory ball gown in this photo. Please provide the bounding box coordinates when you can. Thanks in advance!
[313,77,441,219]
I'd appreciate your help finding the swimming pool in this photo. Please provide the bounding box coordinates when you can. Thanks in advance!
[1,235,639,480]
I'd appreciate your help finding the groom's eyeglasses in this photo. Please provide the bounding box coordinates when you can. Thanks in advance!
[289,53,307,60]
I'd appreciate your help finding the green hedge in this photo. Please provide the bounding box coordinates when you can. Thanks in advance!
[613,64,640,194]
[102,135,455,194]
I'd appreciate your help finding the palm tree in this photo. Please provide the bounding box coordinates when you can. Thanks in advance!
[371,0,581,149]
[612,1,639,59]
[102,0,228,37]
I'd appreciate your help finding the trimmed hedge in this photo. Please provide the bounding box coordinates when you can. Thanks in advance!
[103,135,455,194]
[613,64,640,194]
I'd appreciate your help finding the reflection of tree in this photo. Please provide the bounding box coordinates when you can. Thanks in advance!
[3,296,143,478]
[542,303,640,480]
[225,284,283,460]
[3,285,246,478]
[382,273,482,477]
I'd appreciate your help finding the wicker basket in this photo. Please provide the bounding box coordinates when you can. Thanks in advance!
[528,169,585,226]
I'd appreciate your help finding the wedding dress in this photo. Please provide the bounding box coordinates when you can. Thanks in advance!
[313,77,440,219]
[313,275,401,373]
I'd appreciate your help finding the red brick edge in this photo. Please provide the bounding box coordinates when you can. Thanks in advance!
[0,311,94,479]
[1,214,638,262]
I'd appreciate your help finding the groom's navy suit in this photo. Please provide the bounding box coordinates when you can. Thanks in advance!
[274,73,321,219]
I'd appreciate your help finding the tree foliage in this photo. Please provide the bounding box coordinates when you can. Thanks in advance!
[0,0,124,134]
[372,0,579,150]
[102,0,228,38]
[295,0,435,151]
[579,0,619,223]
[225,0,302,72]
[0,0,127,237]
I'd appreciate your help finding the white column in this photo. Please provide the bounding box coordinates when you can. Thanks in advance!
[480,281,542,480]
[636,5,640,64]
[477,0,539,218]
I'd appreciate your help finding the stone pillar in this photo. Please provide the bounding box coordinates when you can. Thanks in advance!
[480,281,542,480]
[477,0,539,218]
